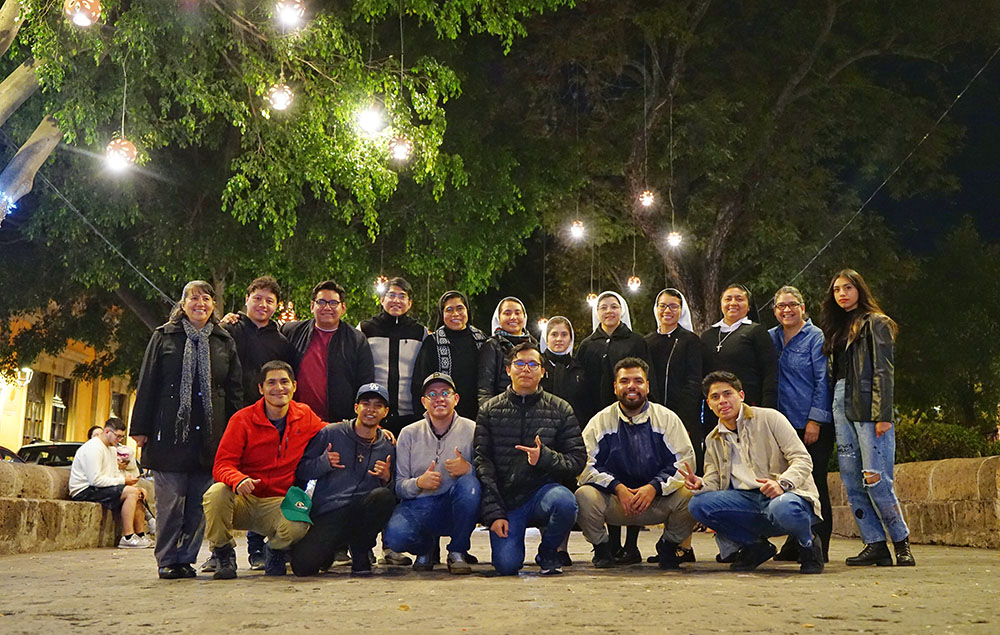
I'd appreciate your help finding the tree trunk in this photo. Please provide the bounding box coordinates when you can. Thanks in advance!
[0,0,24,58]
[114,287,169,332]
[0,57,40,128]
[0,115,62,225]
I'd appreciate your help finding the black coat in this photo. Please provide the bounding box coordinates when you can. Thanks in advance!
[280,319,375,422]
[645,327,704,431]
[474,388,586,525]
[700,322,778,407]
[541,351,588,426]
[576,323,656,423]
[477,331,536,408]
[412,327,486,421]
[224,313,296,408]
[131,321,243,472]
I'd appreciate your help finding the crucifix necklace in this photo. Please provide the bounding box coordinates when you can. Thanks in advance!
[717,325,741,352]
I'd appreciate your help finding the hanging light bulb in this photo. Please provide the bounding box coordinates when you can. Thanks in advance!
[64,0,101,27]
[277,301,297,325]
[537,317,549,330]
[638,190,655,207]
[374,275,389,294]
[586,292,598,307]
[388,136,413,161]
[666,231,682,247]
[105,138,137,171]
[627,275,642,292]
[569,220,585,240]
[275,0,305,28]
[268,83,294,111]
[357,106,386,135]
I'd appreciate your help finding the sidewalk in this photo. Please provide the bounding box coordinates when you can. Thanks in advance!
[0,529,996,634]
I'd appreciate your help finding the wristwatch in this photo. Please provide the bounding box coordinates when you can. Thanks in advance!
[778,479,795,492]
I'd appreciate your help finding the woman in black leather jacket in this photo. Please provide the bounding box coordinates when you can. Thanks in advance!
[821,269,914,567]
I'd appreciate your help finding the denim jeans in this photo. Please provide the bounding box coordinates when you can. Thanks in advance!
[489,483,578,576]
[833,379,909,544]
[383,472,481,555]
[688,488,817,548]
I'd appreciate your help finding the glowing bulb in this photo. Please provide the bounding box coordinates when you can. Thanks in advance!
[537,317,548,330]
[268,84,294,110]
[627,275,642,292]
[666,231,682,247]
[105,138,137,171]
[388,136,413,161]
[586,293,598,307]
[357,107,386,135]
[375,275,389,294]
[275,0,305,27]
[278,301,297,325]
[638,190,655,207]
[569,220,585,240]
[64,0,101,27]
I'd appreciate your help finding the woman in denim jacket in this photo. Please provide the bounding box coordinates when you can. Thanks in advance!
[821,269,914,567]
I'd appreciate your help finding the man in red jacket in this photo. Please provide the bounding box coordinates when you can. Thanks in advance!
[202,360,325,579]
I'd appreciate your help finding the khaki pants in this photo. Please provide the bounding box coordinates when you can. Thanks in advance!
[202,482,310,551]
[575,485,695,546]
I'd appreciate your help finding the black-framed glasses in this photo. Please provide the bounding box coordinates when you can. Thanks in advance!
[384,292,409,301]
[511,360,541,369]
[314,298,342,308]
[656,303,681,311]
[424,389,454,399]
[775,302,801,311]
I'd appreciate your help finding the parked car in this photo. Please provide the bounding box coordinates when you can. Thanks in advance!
[17,441,84,467]
[1,445,24,463]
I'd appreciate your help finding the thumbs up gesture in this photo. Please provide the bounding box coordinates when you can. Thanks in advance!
[416,460,442,491]
[514,435,543,466]
[445,446,471,477]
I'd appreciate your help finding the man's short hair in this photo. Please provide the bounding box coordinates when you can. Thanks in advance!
[258,360,296,385]
[311,280,346,302]
[246,275,282,299]
[613,357,649,379]
[702,371,743,397]
[505,341,543,366]
[385,277,413,297]
[104,417,126,432]
[87,425,102,438]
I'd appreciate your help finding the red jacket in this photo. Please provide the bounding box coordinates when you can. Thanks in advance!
[213,399,325,497]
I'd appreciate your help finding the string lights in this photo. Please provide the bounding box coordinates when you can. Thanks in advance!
[277,301,297,325]
[64,0,101,27]
[388,136,412,161]
[569,220,585,240]
[275,0,305,28]
[374,275,389,294]
[268,83,294,110]
[106,61,136,171]
[627,231,641,292]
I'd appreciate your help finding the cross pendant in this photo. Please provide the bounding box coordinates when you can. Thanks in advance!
[716,344,722,352]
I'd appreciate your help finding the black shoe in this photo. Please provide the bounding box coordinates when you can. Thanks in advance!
[557,550,573,567]
[446,551,472,575]
[249,550,265,571]
[212,546,238,580]
[730,541,777,572]
[413,553,435,572]
[381,549,413,566]
[592,541,616,569]
[655,539,682,570]
[614,546,642,565]
[463,551,479,565]
[536,548,563,575]
[773,536,800,562]
[893,537,916,567]
[179,564,197,578]
[677,547,695,563]
[845,541,893,567]
[158,565,185,580]
[799,534,824,574]
[264,544,287,576]
[716,551,739,563]
[351,559,373,576]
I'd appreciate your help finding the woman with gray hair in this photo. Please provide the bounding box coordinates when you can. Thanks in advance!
[131,280,243,580]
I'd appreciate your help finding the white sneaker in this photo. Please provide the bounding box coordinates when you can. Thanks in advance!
[136,535,153,548]
[118,535,145,549]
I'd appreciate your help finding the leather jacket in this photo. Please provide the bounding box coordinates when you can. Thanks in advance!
[833,313,895,423]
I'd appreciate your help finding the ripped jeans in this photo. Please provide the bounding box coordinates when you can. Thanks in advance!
[833,379,909,544]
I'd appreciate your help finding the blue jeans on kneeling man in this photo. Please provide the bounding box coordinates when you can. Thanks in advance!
[489,482,578,576]
[383,472,481,556]
[688,488,817,548]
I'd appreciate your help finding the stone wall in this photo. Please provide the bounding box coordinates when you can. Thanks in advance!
[0,462,117,555]
[829,456,1000,549]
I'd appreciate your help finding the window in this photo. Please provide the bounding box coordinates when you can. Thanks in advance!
[50,377,73,442]
[111,392,130,429]
[23,371,48,445]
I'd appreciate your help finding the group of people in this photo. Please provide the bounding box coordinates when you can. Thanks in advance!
[104,267,912,579]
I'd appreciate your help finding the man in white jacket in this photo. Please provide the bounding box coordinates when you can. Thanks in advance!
[69,419,150,548]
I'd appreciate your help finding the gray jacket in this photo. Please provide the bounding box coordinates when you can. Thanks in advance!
[394,414,476,499]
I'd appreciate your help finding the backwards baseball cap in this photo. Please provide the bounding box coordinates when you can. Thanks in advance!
[421,372,457,393]
[280,486,312,524]
[355,382,390,405]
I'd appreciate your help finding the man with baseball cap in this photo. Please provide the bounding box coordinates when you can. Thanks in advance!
[289,382,397,576]
[383,372,480,573]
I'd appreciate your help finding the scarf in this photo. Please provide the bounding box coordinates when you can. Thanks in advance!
[176,320,214,443]
[433,325,487,376]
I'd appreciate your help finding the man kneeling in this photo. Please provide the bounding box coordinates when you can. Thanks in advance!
[203,361,325,579]
[681,371,824,574]
[577,358,696,569]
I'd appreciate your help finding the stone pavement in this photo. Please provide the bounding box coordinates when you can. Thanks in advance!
[0,529,996,634]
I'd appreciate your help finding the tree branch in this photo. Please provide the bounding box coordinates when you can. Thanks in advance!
[0,58,41,128]
[0,115,62,226]
[0,0,25,58]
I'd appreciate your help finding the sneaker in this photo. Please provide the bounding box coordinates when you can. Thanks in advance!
[446,551,472,575]
[773,536,800,562]
[845,541,893,567]
[892,537,916,567]
[332,550,352,567]
[413,553,435,572]
[118,535,146,549]
[799,534,824,574]
[381,548,413,566]
[212,546,238,580]
[249,551,265,571]
[730,541,777,572]
[557,550,573,567]
[264,545,287,576]
[654,539,682,570]
[591,541,616,569]
[536,548,563,575]
[614,546,642,566]
[200,555,218,573]
[135,535,153,549]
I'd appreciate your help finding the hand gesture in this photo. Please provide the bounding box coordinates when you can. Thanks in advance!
[416,460,442,491]
[755,478,783,499]
[804,421,820,445]
[325,443,345,469]
[444,447,471,477]
[220,312,240,326]
[369,454,392,483]
[490,518,509,538]
[875,421,892,438]
[678,461,702,491]
[237,477,261,496]
[514,435,543,466]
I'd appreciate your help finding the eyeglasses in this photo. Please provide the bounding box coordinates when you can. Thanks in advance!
[511,360,541,370]
[385,292,409,301]
[314,299,342,308]
[443,305,467,314]
[775,302,802,311]
[656,303,681,312]
[424,389,454,399]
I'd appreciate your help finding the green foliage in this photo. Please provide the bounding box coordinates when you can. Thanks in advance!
[895,411,999,463]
